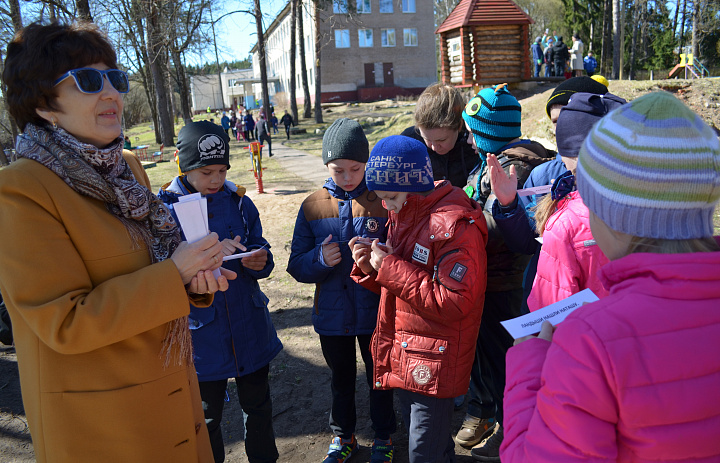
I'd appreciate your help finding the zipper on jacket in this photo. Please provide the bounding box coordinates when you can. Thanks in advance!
[433,249,461,293]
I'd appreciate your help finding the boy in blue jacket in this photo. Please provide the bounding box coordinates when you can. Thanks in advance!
[287,118,397,463]
[159,121,282,463]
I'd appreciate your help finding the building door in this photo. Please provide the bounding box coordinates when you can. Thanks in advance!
[383,63,394,86]
[364,63,375,87]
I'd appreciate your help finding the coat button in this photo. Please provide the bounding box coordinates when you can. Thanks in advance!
[401,342,408,348]
[208,213,214,219]
[207,197,213,203]
[439,346,445,352]
[445,233,449,237]
[375,381,381,387]
[430,235,435,239]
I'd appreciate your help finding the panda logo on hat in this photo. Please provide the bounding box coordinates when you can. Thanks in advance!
[198,133,226,161]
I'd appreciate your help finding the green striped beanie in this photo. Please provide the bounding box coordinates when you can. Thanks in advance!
[577,91,720,239]
[462,83,521,156]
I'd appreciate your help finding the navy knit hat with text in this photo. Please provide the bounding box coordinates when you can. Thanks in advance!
[365,135,434,192]
[462,83,522,156]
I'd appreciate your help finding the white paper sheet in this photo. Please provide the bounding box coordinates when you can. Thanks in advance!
[500,289,599,339]
[222,244,269,261]
[516,185,552,197]
[173,195,221,278]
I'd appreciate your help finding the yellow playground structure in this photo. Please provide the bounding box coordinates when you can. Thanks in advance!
[668,53,709,79]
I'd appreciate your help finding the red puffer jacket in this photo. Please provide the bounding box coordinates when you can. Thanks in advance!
[352,181,488,398]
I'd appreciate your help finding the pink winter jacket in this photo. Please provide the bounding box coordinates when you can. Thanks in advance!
[501,247,720,462]
[528,191,609,311]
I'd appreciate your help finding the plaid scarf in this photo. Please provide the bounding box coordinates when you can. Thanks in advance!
[16,124,192,367]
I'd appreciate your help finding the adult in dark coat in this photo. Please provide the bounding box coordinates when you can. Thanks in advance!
[549,36,570,78]
[280,111,294,140]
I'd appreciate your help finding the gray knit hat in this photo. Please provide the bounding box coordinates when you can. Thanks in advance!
[322,118,369,165]
[577,92,720,240]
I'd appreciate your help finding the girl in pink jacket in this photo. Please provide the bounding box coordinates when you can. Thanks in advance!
[527,93,626,311]
[502,92,720,462]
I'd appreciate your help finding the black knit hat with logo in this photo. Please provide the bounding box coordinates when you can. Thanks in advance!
[177,121,230,173]
[322,118,369,165]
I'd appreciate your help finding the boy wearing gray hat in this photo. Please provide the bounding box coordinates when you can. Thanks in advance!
[287,118,396,463]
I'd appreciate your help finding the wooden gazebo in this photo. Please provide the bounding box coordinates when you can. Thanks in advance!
[436,0,534,87]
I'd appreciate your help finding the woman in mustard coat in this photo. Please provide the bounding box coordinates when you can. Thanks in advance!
[0,22,234,463]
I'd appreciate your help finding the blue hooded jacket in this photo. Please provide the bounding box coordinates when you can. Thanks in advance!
[159,177,282,381]
[287,178,387,336]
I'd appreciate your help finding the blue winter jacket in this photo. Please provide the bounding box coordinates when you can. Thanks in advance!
[287,179,387,336]
[159,177,282,382]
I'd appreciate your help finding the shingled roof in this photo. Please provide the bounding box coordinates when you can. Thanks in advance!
[436,0,533,33]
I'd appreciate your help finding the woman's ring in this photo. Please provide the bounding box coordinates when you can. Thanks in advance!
[213,255,219,264]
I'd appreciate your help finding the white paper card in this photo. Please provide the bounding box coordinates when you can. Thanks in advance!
[535,237,543,245]
[173,195,221,278]
[500,289,599,339]
[517,185,552,197]
[222,244,269,261]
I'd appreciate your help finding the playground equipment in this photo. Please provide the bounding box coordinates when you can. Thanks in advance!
[669,54,709,79]
[248,142,266,194]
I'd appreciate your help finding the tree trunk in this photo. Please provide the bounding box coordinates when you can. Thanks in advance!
[289,0,299,124]
[672,0,680,47]
[691,0,699,60]
[146,2,174,146]
[629,1,640,79]
[76,0,93,21]
[254,0,271,122]
[313,3,323,124]
[6,0,22,149]
[600,0,612,75]
[612,0,620,79]
[171,47,194,125]
[679,0,687,52]
[619,0,626,79]
[298,0,312,119]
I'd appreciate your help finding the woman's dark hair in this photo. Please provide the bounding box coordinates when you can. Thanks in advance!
[2,21,118,131]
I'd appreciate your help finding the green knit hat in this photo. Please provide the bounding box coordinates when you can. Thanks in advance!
[577,92,720,239]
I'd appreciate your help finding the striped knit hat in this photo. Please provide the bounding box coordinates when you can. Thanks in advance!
[462,83,521,156]
[577,91,720,240]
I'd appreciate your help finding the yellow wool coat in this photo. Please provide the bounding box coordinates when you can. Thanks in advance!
[0,152,213,463]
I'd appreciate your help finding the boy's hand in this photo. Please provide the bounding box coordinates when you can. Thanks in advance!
[488,154,518,207]
[241,248,268,271]
[221,236,247,256]
[369,239,393,272]
[349,236,374,274]
[321,234,342,267]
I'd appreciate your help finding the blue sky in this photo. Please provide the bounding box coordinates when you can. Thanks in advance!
[201,0,286,64]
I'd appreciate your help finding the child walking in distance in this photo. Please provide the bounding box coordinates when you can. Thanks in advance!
[350,135,488,463]
[287,118,396,463]
[501,92,720,462]
[159,121,282,463]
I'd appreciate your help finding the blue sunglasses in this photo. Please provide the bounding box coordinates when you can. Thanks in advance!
[54,68,130,94]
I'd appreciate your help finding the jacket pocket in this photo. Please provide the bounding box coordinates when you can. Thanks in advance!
[188,306,216,330]
[396,332,448,395]
[41,369,199,462]
[251,282,270,310]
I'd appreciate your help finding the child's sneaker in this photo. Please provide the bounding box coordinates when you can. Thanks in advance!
[370,437,394,463]
[322,435,357,463]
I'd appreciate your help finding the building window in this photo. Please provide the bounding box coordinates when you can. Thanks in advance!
[358,29,373,48]
[404,28,418,46]
[379,0,393,13]
[381,29,396,47]
[228,79,237,87]
[333,0,348,14]
[335,29,350,48]
[357,0,371,13]
[402,0,415,13]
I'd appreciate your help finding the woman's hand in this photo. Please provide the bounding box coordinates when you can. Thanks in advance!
[187,268,237,294]
[321,234,342,267]
[487,153,518,207]
[369,239,393,272]
[513,321,555,346]
[170,232,225,285]
[221,236,246,256]
[349,236,374,274]
[241,248,268,271]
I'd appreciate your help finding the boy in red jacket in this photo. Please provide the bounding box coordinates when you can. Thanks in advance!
[349,135,488,463]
